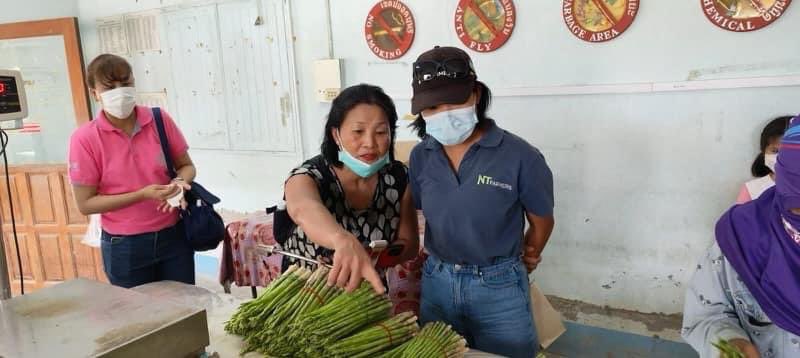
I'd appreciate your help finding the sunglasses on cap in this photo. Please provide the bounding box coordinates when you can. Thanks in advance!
[412,58,475,84]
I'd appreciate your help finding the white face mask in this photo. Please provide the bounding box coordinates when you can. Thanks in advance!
[423,106,478,146]
[100,87,137,119]
[765,153,778,172]
[334,130,389,178]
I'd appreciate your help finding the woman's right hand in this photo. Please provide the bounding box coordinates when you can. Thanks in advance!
[139,184,180,201]
[329,234,385,294]
[729,339,760,358]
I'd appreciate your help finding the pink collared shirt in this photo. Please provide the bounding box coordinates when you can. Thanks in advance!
[68,106,188,235]
[735,175,775,204]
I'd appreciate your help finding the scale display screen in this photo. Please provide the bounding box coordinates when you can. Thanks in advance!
[0,70,27,122]
[0,75,22,114]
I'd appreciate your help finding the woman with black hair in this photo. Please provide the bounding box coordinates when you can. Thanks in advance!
[69,54,196,288]
[407,46,555,358]
[281,84,419,294]
[736,116,793,204]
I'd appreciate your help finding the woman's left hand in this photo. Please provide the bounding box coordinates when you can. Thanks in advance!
[157,179,192,212]
[523,246,542,273]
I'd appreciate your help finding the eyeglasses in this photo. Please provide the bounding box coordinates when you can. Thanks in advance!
[412,58,475,84]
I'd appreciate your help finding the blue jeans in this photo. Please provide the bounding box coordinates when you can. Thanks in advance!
[420,255,538,358]
[101,223,195,288]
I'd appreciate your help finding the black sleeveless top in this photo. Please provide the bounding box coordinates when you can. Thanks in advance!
[281,155,408,270]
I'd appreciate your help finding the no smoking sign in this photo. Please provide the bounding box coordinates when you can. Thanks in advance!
[365,1,416,60]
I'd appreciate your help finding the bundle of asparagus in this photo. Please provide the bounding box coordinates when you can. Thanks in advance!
[223,265,309,337]
[378,321,468,358]
[254,266,342,357]
[289,281,394,356]
[225,265,468,358]
[326,311,419,357]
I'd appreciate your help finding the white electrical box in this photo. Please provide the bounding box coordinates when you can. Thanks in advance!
[313,59,342,102]
[0,70,28,124]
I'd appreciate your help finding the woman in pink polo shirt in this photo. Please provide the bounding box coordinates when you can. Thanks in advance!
[68,54,196,288]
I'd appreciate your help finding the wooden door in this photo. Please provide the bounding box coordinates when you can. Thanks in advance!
[1,166,106,294]
[0,18,98,295]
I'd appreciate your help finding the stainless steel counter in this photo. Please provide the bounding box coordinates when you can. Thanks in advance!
[0,277,501,357]
[0,279,208,357]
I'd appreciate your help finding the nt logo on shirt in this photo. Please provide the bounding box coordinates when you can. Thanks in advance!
[477,175,513,191]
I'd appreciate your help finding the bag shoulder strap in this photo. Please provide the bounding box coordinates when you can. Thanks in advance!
[393,162,409,198]
[151,107,178,178]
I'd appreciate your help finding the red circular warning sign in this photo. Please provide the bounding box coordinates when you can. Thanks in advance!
[701,0,792,32]
[454,0,516,53]
[563,0,639,43]
[364,1,415,60]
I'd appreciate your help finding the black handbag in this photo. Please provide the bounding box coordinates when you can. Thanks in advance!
[267,201,295,246]
[152,107,225,251]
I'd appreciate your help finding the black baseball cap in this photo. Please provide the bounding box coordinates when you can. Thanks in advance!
[411,46,477,115]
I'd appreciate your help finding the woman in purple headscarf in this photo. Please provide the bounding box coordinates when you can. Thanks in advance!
[682,115,800,358]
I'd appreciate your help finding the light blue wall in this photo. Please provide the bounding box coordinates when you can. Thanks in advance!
[77,0,304,213]
[74,0,800,314]
[293,0,799,314]
[0,0,77,24]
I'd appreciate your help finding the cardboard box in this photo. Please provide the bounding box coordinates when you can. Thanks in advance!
[531,282,567,349]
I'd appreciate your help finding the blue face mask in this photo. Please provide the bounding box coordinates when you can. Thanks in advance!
[423,106,478,146]
[337,146,390,178]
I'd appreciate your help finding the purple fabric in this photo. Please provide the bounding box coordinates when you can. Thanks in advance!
[716,115,800,335]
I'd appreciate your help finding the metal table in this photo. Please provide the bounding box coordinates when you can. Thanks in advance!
[128,281,504,357]
[0,278,209,358]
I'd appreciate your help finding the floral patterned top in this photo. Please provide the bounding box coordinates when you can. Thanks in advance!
[682,242,800,357]
[281,155,408,272]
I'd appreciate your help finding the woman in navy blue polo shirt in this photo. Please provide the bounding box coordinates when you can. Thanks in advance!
[407,46,555,358]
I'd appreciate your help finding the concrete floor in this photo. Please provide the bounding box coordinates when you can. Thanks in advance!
[542,295,696,357]
[546,321,696,358]
[547,295,684,342]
